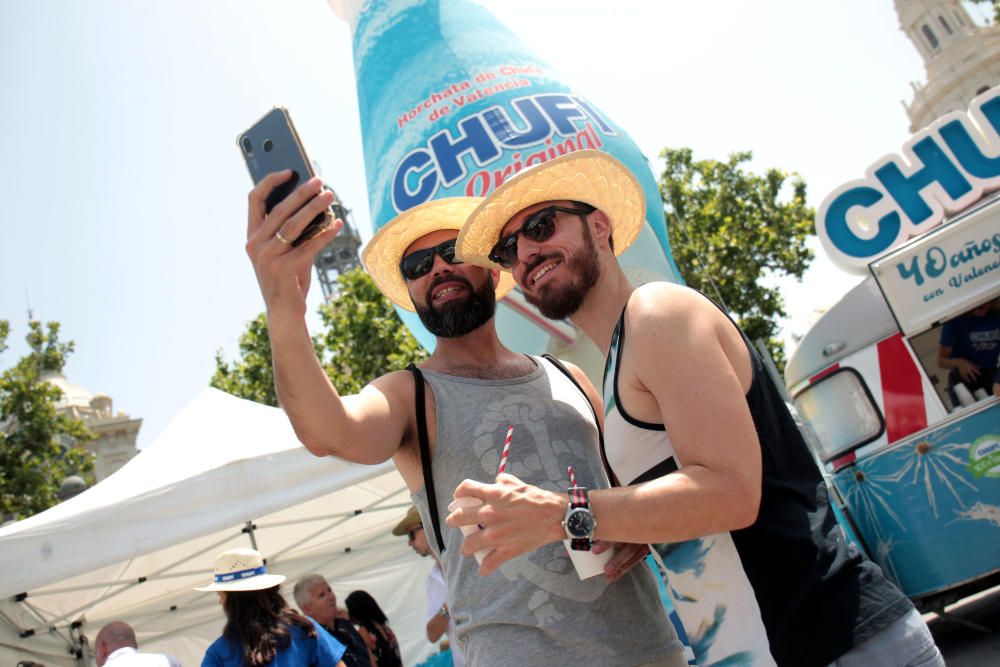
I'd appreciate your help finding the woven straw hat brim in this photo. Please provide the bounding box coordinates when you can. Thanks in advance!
[456,150,646,271]
[194,573,286,592]
[361,197,517,312]
[391,505,422,536]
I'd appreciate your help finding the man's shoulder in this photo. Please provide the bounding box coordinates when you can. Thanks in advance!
[364,368,419,405]
[626,283,716,327]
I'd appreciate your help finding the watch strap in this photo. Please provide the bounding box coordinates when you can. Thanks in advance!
[567,486,593,551]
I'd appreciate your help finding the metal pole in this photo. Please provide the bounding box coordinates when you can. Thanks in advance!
[243,521,258,550]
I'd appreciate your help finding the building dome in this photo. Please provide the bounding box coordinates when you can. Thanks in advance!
[41,370,96,410]
[58,475,88,501]
[39,370,141,482]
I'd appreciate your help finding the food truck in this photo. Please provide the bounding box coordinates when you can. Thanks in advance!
[785,88,1000,613]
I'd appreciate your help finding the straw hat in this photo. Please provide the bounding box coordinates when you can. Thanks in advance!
[391,505,423,537]
[457,150,646,271]
[361,197,517,312]
[194,547,286,592]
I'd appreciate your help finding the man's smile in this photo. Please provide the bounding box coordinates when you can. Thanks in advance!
[431,280,468,303]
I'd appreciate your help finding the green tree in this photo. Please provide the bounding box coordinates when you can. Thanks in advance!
[212,268,426,404]
[317,268,427,395]
[0,318,95,520]
[659,148,814,371]
[211,313,283,407]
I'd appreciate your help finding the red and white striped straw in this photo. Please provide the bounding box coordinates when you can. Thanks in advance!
[567,466,577,487]
[497,425,514,475]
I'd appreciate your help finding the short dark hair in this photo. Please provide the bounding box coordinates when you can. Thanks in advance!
[570,201,614,251]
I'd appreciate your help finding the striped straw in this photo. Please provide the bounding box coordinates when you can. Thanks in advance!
[567,466,577,488]
[497,425,514,475]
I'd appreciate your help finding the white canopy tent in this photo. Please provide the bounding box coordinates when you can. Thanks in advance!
[0,389,437,666]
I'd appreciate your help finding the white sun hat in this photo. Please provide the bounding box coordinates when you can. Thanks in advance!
[457,150,646,271]
[194,547,286,592]
[361,197,517,311]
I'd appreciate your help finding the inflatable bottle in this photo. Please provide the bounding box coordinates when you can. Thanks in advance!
[327,0,683,379]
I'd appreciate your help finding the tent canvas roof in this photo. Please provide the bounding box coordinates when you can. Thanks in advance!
[0,389,436,666]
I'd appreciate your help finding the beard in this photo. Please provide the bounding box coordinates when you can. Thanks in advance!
[523,221,600,320]
[414,273,496,338]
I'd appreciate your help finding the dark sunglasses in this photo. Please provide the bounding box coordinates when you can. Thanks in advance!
[406,525,424,541]
[399,239,462,281]
[488,204,596,269]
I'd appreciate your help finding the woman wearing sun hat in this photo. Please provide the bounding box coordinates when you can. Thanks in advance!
[196,548,347,667]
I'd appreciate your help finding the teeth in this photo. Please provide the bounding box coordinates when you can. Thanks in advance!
[531,262,558,285]
[434,286,461,299]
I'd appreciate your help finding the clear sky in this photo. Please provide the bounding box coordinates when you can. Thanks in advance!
[0,1,988,448]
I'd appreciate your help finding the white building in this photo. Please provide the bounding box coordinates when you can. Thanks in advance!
[44,371,141,484]
[898,0,1000,131]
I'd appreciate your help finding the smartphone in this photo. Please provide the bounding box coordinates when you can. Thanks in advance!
[238,107,332,246]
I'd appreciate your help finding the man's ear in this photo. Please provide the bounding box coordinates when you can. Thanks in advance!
[490,268,500,288]
[589,209,613,247]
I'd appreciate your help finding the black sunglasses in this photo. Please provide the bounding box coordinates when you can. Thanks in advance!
[489,204,595,269]
[399,239,463,281]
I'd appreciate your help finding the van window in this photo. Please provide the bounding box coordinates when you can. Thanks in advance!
[793,369,884,461]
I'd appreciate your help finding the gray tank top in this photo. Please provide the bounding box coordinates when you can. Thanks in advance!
[411,356,683,667]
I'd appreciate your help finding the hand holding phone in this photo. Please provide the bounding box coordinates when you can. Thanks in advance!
[238,107,333,246]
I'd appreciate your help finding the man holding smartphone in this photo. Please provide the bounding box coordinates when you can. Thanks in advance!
[244,172,686,667]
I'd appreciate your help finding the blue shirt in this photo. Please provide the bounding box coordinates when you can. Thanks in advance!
[202,618,346,667]
[940,311,1000,369]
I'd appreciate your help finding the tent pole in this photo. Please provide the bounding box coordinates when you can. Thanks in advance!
[243,521,258,550]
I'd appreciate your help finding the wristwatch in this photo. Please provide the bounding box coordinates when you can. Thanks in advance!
[562,486,597,551]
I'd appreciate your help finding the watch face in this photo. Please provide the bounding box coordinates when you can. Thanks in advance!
[566,508,596,538]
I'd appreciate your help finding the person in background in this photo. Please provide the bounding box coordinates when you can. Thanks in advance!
[392,506,463,666]
[938,299,1000,406]
[293,574,374,667]
[195,548,346,667]
[993,351,1000,398]
[345,590,402,667]
[94,621,180,667]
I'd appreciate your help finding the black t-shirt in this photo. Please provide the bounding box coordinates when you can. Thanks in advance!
[325,618,373,667]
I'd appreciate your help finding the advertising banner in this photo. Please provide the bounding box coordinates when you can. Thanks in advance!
[330,0,681,360]
[870,197,1000,336]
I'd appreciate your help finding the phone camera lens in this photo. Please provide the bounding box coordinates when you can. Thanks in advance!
[263,139,273,153]
[241,137,252,154]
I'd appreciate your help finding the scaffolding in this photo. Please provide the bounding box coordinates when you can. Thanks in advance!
[313,191,362,300]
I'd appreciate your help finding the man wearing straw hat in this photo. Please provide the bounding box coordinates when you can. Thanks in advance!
[452,150,942,667]
[391,506,464,666]
[244,172,686,667]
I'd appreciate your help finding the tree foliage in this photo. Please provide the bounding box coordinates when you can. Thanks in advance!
[658,148,815,370]
[316,268,427,395]
[0,318,95,520]
[211,313,283,407]
[212,268,426,405]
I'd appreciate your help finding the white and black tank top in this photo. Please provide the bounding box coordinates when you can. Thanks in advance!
[602,293,913,667]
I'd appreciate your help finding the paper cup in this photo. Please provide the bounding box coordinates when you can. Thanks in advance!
[973,388,989,401]
[447,496,493,565]
[954,382,975,407]
[563,540,613,579]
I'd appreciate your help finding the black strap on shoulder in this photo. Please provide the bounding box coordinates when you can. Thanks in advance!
[406,363,446,552]
[541,354,620,487]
